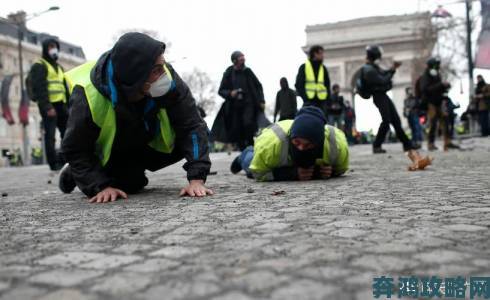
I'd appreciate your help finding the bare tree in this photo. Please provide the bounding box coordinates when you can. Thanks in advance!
[181,69,216,114]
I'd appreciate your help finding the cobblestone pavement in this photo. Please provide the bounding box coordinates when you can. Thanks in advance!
[1,138,490,300]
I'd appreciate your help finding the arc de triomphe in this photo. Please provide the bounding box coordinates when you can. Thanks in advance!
[304,12,436,126]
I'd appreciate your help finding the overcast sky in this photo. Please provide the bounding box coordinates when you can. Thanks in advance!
[3,0,488,131]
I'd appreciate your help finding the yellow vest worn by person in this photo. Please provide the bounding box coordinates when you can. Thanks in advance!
[39,58,67,103]
[305,59,328,101]
[250,120,349,181]
[65,61,175,167]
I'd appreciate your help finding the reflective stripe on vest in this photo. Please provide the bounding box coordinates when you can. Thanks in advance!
[304,60,327,101]
[39,58,67,103]
[65,62,175,166]
[269,123,338,166]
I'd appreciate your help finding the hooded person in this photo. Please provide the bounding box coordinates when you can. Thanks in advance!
[59,32,213,203]
[28,37,70,171]
[212,50,266,150]
[230,106,349,181]
[274,77,297,122]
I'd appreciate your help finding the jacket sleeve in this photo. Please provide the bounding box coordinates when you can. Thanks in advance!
[164,66,211,182]
[274,92,280,121]
[248,69,265,104]
[61,86,112,197]
[324,65,331,100]
[295,64,307,102]
[420,76,445,100]
[218,69,232,100]
[30,63,53,113]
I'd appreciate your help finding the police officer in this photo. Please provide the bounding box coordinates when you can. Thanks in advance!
[295,45,331,116]
[29,38,69,171]
[230,106,349,181]
[59,32,213,203]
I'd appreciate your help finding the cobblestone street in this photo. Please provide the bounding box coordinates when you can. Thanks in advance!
[1,138,490,300]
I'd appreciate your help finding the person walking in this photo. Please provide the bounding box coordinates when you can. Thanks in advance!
[274,77,297,122]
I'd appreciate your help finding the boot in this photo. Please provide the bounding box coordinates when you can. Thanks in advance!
[373,147,387,154]
[59,164,76,194]
[230,155,243,174]
[428,143,438,151]
[407,150,433,171]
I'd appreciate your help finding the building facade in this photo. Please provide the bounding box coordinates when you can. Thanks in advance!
[304,12,436,126]
[0,13,85,165]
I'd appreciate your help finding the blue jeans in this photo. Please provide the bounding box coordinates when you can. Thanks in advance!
[239,146,255,177]
[408,113,423,143]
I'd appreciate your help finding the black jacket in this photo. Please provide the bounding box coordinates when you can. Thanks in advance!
[419,70,446,106]
[29,38,69,113]
[362,63,395,95]
[326,93,345,115]
[274,88,297,121]
[218,66,265,105]
[295,60,331,103]
[62,52,211,196]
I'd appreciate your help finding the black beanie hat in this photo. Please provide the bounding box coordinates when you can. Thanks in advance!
[111,32,165,96]
[290,106,327,147]
[231,50,244,63]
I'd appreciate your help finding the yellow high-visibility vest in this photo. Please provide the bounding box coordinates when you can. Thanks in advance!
[39,58,67,103]
[65,61,175,166]
[305,59,328,100]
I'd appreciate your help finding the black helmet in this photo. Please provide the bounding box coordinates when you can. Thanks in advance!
[366,45,383,61]
[426,57,441,69]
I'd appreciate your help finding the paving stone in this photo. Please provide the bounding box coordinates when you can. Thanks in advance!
[141,281,221,300]
[79,255,142,269]
[37,252,106,266]
[0,285,48,300]
[270,280,338,300]
[38,289,97,300]
[91,272,152,295]
[149,246,200,258]
[124,258,182,273]
[445,224,488,232]
[28,269,103,287]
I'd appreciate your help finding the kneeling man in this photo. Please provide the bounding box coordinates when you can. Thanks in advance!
[59,32,213,203]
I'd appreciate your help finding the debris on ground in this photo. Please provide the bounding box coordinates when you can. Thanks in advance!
[1,192,7,197]
[247,187,254,193]
[271,190,286,196]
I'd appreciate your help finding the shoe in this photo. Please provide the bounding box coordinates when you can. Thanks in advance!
[59,164,76,194]
[428,144,438,151]
[373,147,387,154]
[446,143,460,149]
[230,155,242,174]
[413,143,422,150]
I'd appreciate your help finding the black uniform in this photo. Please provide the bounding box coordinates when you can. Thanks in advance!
[29,38,69,170]
[362,63,413,151]
[62,35,210,197]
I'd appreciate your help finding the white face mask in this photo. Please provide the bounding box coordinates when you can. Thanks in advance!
[48,48,59,60]
[148,73,172,98]
[374,58,381,65]
[429,69,438,77]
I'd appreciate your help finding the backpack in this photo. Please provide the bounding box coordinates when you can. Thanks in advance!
[355,66,371,99]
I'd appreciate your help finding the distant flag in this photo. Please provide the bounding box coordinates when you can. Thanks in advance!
[476,0,490,69]
[0,75,15,125]
[18,89,29,126]
[432,5,452,18]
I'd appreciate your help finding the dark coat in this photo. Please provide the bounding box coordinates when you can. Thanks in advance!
[274,88,297,121]
[419,70,446,106]
[62,52,211,197]
[212,66,265,143]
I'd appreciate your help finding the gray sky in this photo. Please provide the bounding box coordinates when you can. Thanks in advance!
[3,0,488,131]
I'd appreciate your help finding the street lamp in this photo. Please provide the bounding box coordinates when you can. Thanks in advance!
[8,6,60,165]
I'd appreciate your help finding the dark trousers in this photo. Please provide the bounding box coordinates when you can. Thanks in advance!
[231,101,256,151]
[407,113,423,143]
[373,94,413,151]
[303,100,327,116]
[427,104,450,146]
[479,110,489,137]
[40,102,68,170]
[104,147,184,194]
